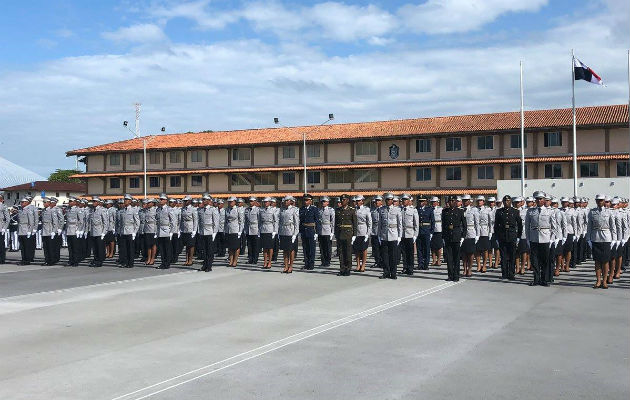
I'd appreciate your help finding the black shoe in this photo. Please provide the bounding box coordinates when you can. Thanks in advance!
[390,275,397,280]
[337,272,344,276]
[528,281,538,286]
[379,274,389,279]
[540,282,550,287]
[446,278,452,281]
[206,267,212,272]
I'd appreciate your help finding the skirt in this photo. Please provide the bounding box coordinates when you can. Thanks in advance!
[144,234,156,247]
[563,234,574,254]
[261,233,274,250]
[352,236,369,253]
[517,238,529,254]
[476,236,491,252]
[610,242,620,260]
[462,238,476,255]
[591,242,611,263]
[430,232,443,250]
[226,233,241,250]
[490,233,500,250]
[279,235,296,251]
[104,232,115,244]
[180,232,195,248]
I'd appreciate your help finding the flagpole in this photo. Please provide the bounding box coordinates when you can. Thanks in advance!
[520,60,525,197]
[571,49,578,197]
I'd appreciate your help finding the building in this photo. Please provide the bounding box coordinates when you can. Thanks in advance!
[66,104,630,200]
[0,181,87,208]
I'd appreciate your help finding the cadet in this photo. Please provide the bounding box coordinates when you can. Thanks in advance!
[429,196,443,267]
[88,197,108,267]
[169,198,182,264]
[144,198,158,266]
[334,194,357,276]
[116,195,138,268]
[525,191,555,286]
[225,196,244,268]
[586,194,617,288]
[180,196,199,266]
[416,196,434,270]
[377,193,402,279]
[400,194,419,275]
[0,194,8,264]
[154,195,173,269]
[488,197,501,269]
[271,198,280,262]
[215,199,226,258]
[299,194,320,270]
[199,194,219,271]
[475,196,493,273]
[16,198,36,265]
[442,195,466,281]
[49,197,64,264]
[351,195,370,272]
[317,196,335,268]
[41,198,57,266]
[25,197,38,261]
[64,197,81,267]
[237,198,247,255]
[245,197,262,265]
[550,198,567,280]
[560,197,577,273]
[279,196,299,273]
[493,195,522,280]
[461,194,480,277]
[136,199,146,260]
[259,197,278,269]
[370,196,383,270]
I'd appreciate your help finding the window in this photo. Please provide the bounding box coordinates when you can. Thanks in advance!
[231,174,250,186]
[254,173,274,186]
[415,168,431,181]
[109,177,120,188]
[510,134,527,149]
[307,171,321,184]
[355,142,377,156]
[544,131,562,147]
[477,136,494,150]
[544,163,562,178]
[477,166,494,180]
[282,172,296,185]
[354,169,377,183]
[109,154,120,166]
[149,176,160,188]
[149,152,160,164]
[170,176,182,187]
[191,175,203,186]
[129,177,140,189]
[169,151,182,164]
[232,148,251,161]
[282,146,296,159]
[617,161,630,177]
[446,166,461,181]
[510,165,528,179]
[56,192,60,197]
[129,153,141,165]
[191,150,203,163]
[307,144,321,158]
[580,162,599,177]
[328,170,352,184]
[445,137,461,152]
[415,139,431,153]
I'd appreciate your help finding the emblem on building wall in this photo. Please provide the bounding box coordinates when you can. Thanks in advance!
[389,144,399,159]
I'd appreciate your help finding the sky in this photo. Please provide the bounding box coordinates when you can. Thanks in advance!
[0,0,628,177]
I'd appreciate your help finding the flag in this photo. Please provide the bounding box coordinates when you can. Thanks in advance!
[573,58,603,85]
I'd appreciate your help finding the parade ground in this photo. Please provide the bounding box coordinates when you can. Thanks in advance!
[1,249,628,400]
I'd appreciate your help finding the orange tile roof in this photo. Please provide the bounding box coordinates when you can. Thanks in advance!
[66,104,629,156]
[70,153,630,179]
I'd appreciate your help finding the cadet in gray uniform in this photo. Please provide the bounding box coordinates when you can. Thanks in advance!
[41,197,63,266]
[64,197,81,267]
[0,194,9,264]
[136,199,146,260]
[225,196,244,268]
[237,198,247,255]
[118,194,139,268]
[525,191,555,286]
[318,196,335,267]
[400,194,419,275]
[474,196,493,273]
[259,197,279,269]
[378,193,402,279]
[88,197,108,267]
[144,198,158,266]
[430,196,444,266]
[199,194,220,272]
[169,198,182,264]
[587,194,617,289]
[17,198,36,265]
[180,196,199,266]
[103,200,116,259]
[25,197,38,261]
[351,195,371,272]
[271,198,280,262]
[370,196,382,269]
[461,195,480,277]
[156,194,175,269]
[215,199,226,258]
[279,196,300,273]
[245,197,261,265]
[49,197,64,264]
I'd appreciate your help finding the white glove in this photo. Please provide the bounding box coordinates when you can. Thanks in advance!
[475,236,479,244]
[396,237,401,245]
[413,236,417,242]
[77,231,82,237]
[378,237,382,245]
[314,234,318,241]
[460,238,464,245]
[364,235,369,243]
[154,234,158,239]
[351,236,356,244]
[191,232,196,238]
[112,230,116,235]
[212,233,217,241]
[573,236,577,242]
[430,233,433,240]
[132,234,136,241]
[57,229,62,234]
[587,240,592,249]
[169,233,173,240]
[27,232,31,239]
[101,233,105,240]
[496,240,500,248]
[331,235,334,241]
[52,232,57,239]
[237,233,241,239]
[291,235,296,243]
[272,232,276,239]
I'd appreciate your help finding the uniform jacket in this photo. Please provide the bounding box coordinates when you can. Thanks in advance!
[441,207,466,243]
[65,206,80,236]
[354,205,372,237]
[245,206,261,236]
[259,206,279,234]
[587,207,616,243]
[0,203,10,231]
[401,205,419,239]
[143,206,157,234]
[464,206,481,239]
[17,206,36,235]
[180,205,199,234]
[433,206,443,233]
[493,206,522,243]
[224,206,244,234]
[88,205,108,237]
[199,205,220,236]
[477,206,493,237]
[318,206,335,236]
[417,205,435,235]
[377,205,402,241]
[279,205,300,237]
[525,206,555,243]
[107,206,117,233]
[217,207,226,233]
[334,206,357,240]
[119,205,140,235]
[156,205,175,238]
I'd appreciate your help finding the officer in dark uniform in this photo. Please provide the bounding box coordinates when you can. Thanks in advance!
[334,194,357,276]
[442,195,466,281]
[300,194,321,270]
[416,196,435,270]
[494,195,522,280]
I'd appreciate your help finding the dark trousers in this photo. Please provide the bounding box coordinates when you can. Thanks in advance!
[247,235,261,264]
[318,235,332,266]
[157,237,172,268]
[444,241,461,281]
[119,234,135,267]
[67,235,78,265]
[301,232,316,269]
[578,236,586,263]
[18,235,32,263]
[0,232,5,263]
[171,235,181,263]
[416,234,431,270]
[529,242,550,285]
[196,234,204,259]
[401,237,415,273]
[337,237,352,273]
[499,240,516,279]
[215,232,225,257]
[42,236,55,264]
[202,235,215,269]
[28,235,36,261]
[90,236,105,266]
[380,240,399,278]
[370,235,382,268]
[240,233,247,254]
[547,243,556,283]
[53,234,62,263]
[272,234,279,261]
[136,234,145,259]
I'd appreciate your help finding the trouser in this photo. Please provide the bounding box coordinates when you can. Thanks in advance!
[42,236,54,264]
[444,241,461,281]
[499,240,516,279]
[136,233,145,259]
[53,234,62,263]
[119,234,135,267]
[215,232,225,257]
[570,238,577,269]
[529,242,550,285]
[247,235,261,264]
[157,237,172,267]
[272,234,279,261]
[171,234,181,263]
[90,236,105,266]
[240,233,247,254]
[0,232,5,263]
[337,237,352,273]
[370,235,382,267]
[195,234,204,258]
[18,235,33,263]
[547,243,557,283]
[28,235,36,261]
[202,235,215,269]
[380,240,399,278]
[67,235,78,265]
[401,237,415,273]
[578,236,586,263]
[301,231,316,269]
[416,233,431,269]
[318,235,332,266]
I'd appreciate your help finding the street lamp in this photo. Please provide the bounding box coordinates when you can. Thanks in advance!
[274,114,334,195]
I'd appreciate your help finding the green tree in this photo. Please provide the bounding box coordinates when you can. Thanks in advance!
[48,169,83,183]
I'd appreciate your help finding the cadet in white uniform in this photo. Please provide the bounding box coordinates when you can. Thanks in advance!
[587,194,616,288]
[461,195,480,277]
[352,195,372,272]
[430,196,443,267]
[259,197,278,269]
[118,194,140,268]
[318,196,335,268]
[400,194,419,275]
[278,196,299,273]
[225,196,244,268]
[525,191,555,286]
[474,196,493,273]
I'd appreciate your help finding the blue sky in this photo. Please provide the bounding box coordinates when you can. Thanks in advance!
[0,0,628,176]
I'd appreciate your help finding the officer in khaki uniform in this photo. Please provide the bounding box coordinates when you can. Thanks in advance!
[334,194,357,276]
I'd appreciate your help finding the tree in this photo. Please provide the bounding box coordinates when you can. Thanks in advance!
[48,169,83,183]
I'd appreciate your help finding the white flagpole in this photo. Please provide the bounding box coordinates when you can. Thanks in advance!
[520,60,525,197]
[571,49,578,197]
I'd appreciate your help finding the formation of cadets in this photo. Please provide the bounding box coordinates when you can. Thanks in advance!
[1,191,629,288]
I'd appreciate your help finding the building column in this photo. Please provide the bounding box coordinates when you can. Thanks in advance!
[435,166,441,188]
[466,136,472,158]
[499,134,505,157]
[435,137,441,159]
[467,165,472,187]
[604,129,610,152]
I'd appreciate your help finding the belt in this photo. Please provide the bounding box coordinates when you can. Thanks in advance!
[302,223,315,227]
[421,223,431,226]
[339,224,353,228]
[388,224,398,228]
[321,223,330,225]
[594,228,609,231]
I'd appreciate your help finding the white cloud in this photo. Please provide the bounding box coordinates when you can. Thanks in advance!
[151,0,238,30]
[399,0,549,34]
[102,23,167,43]
[308,2,397,41]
